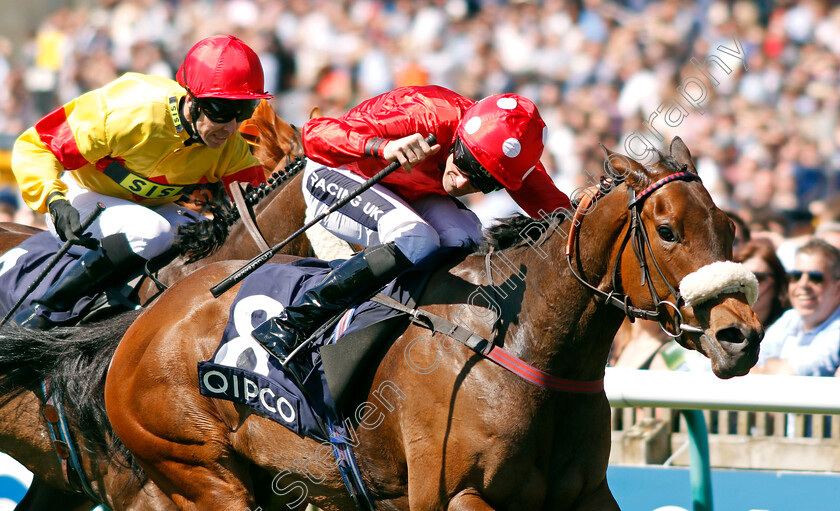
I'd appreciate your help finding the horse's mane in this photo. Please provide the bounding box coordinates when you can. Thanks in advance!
[0,311,144,479]
[478,153,687,253]
[172,157,306,263]
[478,214,543,253]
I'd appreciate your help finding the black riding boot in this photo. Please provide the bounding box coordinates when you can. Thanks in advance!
[252,242,412,385]
[14,234,146,329]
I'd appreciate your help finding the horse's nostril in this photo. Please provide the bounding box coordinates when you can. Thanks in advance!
[716,325,747,345]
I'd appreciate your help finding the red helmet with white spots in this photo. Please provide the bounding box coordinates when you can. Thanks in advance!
[456,94,546,191]
[177,34,273,99]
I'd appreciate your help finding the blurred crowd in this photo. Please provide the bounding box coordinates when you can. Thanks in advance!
[0,0,837,227]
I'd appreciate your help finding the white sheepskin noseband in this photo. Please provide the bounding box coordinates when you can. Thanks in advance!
[679,261,758,307]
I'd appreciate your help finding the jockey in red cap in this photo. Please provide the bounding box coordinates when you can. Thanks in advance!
[252,85,571,384]
[12,34,271,329]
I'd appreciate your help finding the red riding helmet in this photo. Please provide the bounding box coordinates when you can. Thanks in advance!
[177,34,273,99]
[456,93,546,191]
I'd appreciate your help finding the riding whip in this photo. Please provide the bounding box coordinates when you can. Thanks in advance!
[210,134,437,297]
[0,202,106,327]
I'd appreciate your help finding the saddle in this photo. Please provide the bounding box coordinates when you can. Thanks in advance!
[197,249,513,511]
[0,231,169,327]
[199,248,472,438]
[0,232,97,324]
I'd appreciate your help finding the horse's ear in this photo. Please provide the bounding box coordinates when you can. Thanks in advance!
[669,137,697,174]
[600,144,648,188]
[254,99,273,117]
[309,106,322,119]
[243,99,277,128]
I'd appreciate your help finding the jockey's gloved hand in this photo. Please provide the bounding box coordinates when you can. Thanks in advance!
[48,197,99,250]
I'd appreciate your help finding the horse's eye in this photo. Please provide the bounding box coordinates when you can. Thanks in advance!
[657,226,677,243]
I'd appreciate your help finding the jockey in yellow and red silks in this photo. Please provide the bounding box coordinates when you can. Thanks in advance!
[12,34,272,329]
[252,85,572,385]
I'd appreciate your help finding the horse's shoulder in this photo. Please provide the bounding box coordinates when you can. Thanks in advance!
[415,252,484,309]
[0,222,43,256]
[0,222,42,235]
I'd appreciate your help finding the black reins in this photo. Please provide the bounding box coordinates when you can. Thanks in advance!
[565,169,702,338]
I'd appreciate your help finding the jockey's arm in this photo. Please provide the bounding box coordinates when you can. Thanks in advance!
[219,163,267,195]
[302,88,463,169]
[302,114,409,168]
[12,88,114,214]
[11,127,69,214]
[506,161,572,219]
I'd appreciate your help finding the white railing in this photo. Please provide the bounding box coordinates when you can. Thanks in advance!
[605,368,840,511]
[605,367,840,414]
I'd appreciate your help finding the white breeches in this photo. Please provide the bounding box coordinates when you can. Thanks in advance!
[301,160,483,263]
[48,178,200,259]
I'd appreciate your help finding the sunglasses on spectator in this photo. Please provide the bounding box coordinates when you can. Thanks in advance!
[788,270,826,285]
[197,98,259,123]
[452,138,503,194]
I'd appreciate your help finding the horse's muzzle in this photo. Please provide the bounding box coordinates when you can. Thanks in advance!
[707,322,763,378]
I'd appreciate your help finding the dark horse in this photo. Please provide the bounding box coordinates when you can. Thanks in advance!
[0,100,320,510]
[101,138,762,509]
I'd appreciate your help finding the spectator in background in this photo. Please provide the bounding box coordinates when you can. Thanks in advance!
[0,187,18,222]
[609,318,673,371]
[726,209,751,254]
[736,239,790,329]
[752,238,840,377]
[0,0,839,235]
[814,221,840,252]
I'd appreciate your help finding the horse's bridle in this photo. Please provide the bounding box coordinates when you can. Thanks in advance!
[565,169,705,338]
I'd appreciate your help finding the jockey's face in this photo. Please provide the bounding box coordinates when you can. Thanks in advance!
[443,152,479,197]
[184,96,241,149]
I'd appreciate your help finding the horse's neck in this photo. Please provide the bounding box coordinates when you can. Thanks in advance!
[256,174,309,252]
[481,188,631,381]
[215,175,304,260]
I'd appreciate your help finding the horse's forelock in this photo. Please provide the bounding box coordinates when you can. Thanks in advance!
[650,154,686,178]
[622,153,687,193]
[620,160,653,193]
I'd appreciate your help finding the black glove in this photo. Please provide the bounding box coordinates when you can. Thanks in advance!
[48,198,99,249]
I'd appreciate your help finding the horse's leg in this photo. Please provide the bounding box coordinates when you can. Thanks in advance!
[14,478,92,511]
[107,362,258,509]
[447,489,495,510]
[109,477,179,511]
[106,268,260,510]
[132,456,256,510]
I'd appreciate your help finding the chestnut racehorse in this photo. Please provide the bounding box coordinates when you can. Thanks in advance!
[0,101,318,510]
[104,138,763,510]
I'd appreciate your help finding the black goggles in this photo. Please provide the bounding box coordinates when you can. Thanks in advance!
[452,138,503,194]
[197,98,259,123]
